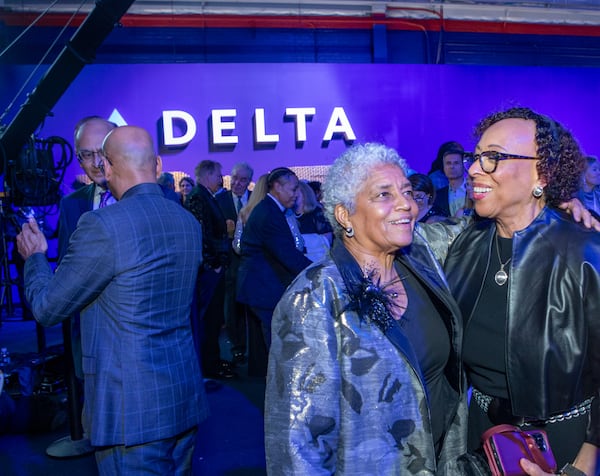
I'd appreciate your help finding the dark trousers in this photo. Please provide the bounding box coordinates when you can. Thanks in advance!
[223,255,247,355]
[246,306,273,378]
[191,267,226,375]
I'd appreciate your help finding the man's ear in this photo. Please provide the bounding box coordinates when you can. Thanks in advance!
[156,155,163,178]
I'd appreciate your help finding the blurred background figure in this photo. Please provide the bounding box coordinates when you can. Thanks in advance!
[295,181,332,262]
[577,155,600,219]
[408,173,447,223]
[186,160,234,380]
[179,176,195,206]
[428,141,465,191]
[233,174,268,256]
[157,171,175,191]
[454,176,476,218]
[216,162,254,365]
[432,141,467,218]
[306,180,323,204]
[237,168,311,378]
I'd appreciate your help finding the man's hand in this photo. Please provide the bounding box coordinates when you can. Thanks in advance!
[560,198,600,231]
[16,218,48,260]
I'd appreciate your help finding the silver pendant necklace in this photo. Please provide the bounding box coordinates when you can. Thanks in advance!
[494,233,512,286]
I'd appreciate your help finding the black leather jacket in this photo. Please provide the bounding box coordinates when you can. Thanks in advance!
[444,207,600,446]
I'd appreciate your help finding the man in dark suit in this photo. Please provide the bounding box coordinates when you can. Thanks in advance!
[432,143,467,217]
[186,160,235,379]
[49,116,117,456]
[17,126,207,474]
[237,167,312,376]
[216,162,253,364]
[59,116,117,379]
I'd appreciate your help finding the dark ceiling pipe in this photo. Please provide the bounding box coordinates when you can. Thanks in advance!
[0,0,136,174]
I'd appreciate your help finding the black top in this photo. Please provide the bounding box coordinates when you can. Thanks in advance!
[418,205,448,223]
[396,261,454,451]
[297,207,332,235]
[463,234,512,398]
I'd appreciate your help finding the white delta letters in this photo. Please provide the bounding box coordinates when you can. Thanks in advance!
[161,107,356,147]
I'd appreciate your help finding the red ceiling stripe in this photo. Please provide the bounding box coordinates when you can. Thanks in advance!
[1,12,599,37]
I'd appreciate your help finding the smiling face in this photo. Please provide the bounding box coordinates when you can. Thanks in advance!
[468,118,545,235]
[179,178,194,196]
[341,164,417,260]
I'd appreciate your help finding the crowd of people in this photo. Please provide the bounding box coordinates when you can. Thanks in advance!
[7,105,599,476]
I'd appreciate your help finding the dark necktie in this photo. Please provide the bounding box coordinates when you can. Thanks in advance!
[99,189,112,208]
[236,195,243,214]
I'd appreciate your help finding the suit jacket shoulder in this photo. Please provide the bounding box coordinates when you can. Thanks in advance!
[58,183,95,261]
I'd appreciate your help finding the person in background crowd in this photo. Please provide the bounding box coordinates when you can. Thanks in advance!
[186,160,235,380]
[428,141,464,191]
[307,180,323,204]
[179,176,195,206]
[232,174,268,256]
[445,107,600,476]
[54,116,118,455]
[294,180,332,262]
[432,141,467,217]
[265,143,467,475]
[157,172,175,191]
[408,173,447,223]
[454,175,476,218]
[237,168,311,377]
[216,162,254,365]
[577,155,600,219]
[17,125,207,475]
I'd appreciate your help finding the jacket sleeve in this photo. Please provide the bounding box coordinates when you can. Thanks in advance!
[25,212,114,327]
[265,272,340,475]
[414,217,471,265]
[583,257,600,447]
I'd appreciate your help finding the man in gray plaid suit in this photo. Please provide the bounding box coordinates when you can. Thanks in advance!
[17,125,207,475]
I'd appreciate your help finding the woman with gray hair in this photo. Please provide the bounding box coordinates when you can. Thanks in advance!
[265,143,467,475]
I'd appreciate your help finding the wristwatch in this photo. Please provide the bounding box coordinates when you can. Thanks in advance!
[560,463,586,476]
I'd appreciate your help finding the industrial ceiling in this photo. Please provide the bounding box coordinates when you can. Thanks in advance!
[1,0,599,26]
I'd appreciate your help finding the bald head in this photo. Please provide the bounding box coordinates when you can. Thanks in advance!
[74,117,115,147]
[101,126,160,199]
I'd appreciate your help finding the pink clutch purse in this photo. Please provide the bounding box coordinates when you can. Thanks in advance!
[481,424,557,476]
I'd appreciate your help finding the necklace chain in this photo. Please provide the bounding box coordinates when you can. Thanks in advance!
[494,233,511,286]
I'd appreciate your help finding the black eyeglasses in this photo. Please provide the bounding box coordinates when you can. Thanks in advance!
[77,149,104,164]
[462,151,539,174]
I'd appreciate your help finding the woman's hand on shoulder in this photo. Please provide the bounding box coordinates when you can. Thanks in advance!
[559,198,600,231]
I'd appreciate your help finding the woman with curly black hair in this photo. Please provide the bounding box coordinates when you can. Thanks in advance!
[444,107,600,476]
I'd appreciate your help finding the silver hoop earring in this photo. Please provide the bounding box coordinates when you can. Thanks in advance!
[344,226,354,238]
[532,185,544,198]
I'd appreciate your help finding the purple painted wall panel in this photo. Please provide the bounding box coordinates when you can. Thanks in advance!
[2,63,599,192]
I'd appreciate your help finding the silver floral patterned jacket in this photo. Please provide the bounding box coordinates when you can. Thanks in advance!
[265,228,468,476]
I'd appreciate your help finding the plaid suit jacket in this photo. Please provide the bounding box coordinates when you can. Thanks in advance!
[25,183,208,446]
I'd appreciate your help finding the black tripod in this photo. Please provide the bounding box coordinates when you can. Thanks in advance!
[0,198,18,321]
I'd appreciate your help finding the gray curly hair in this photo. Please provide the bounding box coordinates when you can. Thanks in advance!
[322,143,410,239]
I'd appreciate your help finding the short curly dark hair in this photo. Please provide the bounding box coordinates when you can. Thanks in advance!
[474,107,584,207]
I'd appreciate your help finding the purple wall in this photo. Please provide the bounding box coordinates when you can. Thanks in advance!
[2,63,599,191]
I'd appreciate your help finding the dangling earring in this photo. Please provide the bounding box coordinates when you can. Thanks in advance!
[345,226,354,238]
[532,185,544,198]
